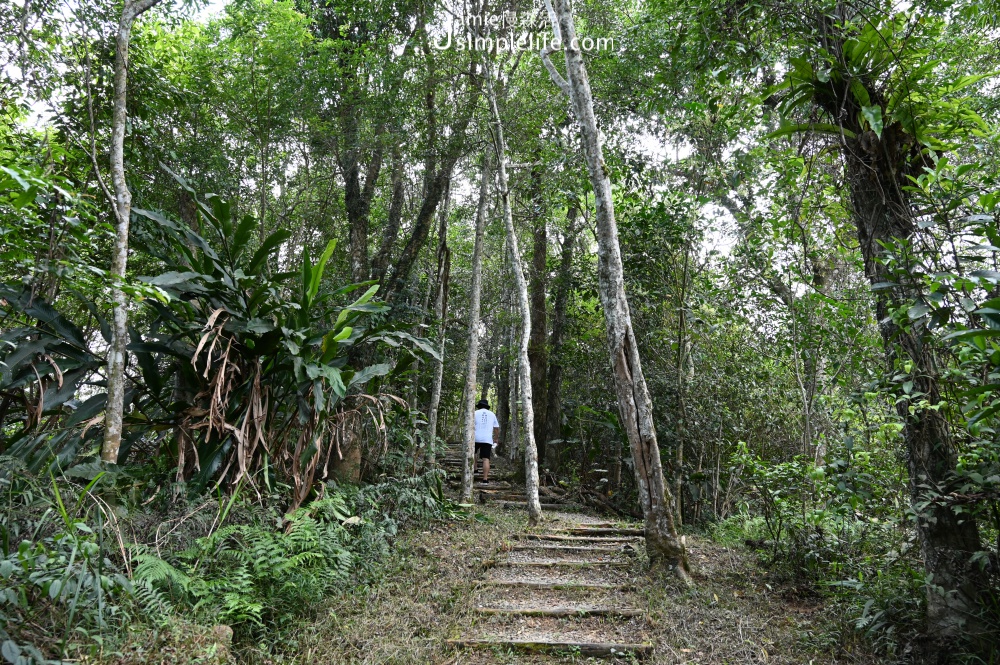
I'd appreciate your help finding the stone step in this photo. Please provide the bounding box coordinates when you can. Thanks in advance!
[474,606,644,618]
[496,560,630,569]
[516,534,642,544]
[495,500,584,511]
[558,527,644,537]
[476,580,636,591]
[511,544,626,554]
[446,638,652,659]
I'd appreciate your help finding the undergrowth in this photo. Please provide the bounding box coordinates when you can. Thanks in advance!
[0,461,462,664]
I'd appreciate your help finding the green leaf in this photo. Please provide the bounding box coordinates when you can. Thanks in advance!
[370,331,441,361]
[335,284,381,326]
[247,229,292,275]
[349,363,391,386]
[232,215,257,261]
[861,105,883,138]
[2,639,22,663]
[308,239,338,304]
[849,79,871,107]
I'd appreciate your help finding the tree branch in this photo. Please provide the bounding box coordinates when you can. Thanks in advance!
[540,47,571,98]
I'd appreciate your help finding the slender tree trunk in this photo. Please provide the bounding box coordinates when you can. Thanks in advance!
[372,151,405,283]
[486,61,542,525]
[408,264,434,413]
[544,202,581,471]
[102,0,164,464]
[674,243,692,524]
[425,187,452,469]
[527,161,549,463]
[461,157,491,502]
[496,354,511,450]
[506,325,520,460]
[544,0,686,572]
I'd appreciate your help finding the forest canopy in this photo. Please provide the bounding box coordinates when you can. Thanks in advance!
[2,0,1000,662]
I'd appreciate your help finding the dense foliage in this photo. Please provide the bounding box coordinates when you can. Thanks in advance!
[2,0,1000,661]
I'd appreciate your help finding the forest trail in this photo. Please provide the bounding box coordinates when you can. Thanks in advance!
[290,445,879,664]
[441,440,655,661]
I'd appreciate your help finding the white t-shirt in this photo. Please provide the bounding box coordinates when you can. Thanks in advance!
[474,408,500,443]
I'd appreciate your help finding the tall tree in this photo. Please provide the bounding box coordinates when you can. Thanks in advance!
[544,200,581,470]
[543,0,687,571]
[461,157,491,502]
[102,0,165,464]
[527,161,549,461]
[425,187,451,468]
[756,5,995,642]
[486,58,543,525]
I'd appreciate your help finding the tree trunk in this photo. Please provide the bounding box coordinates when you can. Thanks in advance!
[372,151,405,283]
[527,162,549,464]
[544,202,581,471]
[674,242,692,525]
[799,13,992,638]
[506,326,521,461]
[336,96,383,283]
[496,355,511,450]
[844,134,987,642]
[425,187,451,469]
[486,60,543,525]
[385,59,480,302]
[544,0,686,572]
[461,157,491,502]
[102,0,164,464]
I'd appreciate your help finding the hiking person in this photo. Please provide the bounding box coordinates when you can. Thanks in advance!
[474,398,500,483]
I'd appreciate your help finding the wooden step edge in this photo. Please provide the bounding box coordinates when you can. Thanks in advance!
[446,480,513,486]
[475,580,636,591]
[497,560,630,568]
[495,501,582,510]
[446,639,653,658]
[511,544,625,553]
[558,528,644,536]
[516,534,642,543]
[474,606,645,618]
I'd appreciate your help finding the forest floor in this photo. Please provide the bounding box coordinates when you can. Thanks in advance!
[271,455,881,665]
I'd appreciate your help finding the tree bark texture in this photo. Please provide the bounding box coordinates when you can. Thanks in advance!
[844,133,987,641]
[425,187,451,469]
[544,202,581,470]
[338,108,382,283]
[527,162,549,463]
[486,60,543,525]
[461,157,491,502]
[102,0,164,464]
[545,0,686,571]
[803,17,990,638]
[372,151,405,283]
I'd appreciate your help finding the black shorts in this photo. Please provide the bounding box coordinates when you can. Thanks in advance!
[475,442,493,459]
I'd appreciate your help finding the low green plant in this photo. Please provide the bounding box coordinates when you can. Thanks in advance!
[129,470,460,644]
[132,494,354,636]
[1,459,132,664]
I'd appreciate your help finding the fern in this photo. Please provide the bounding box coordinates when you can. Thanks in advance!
[133,552,192,592]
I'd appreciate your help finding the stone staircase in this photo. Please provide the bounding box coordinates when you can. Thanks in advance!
[438,440,653,660]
